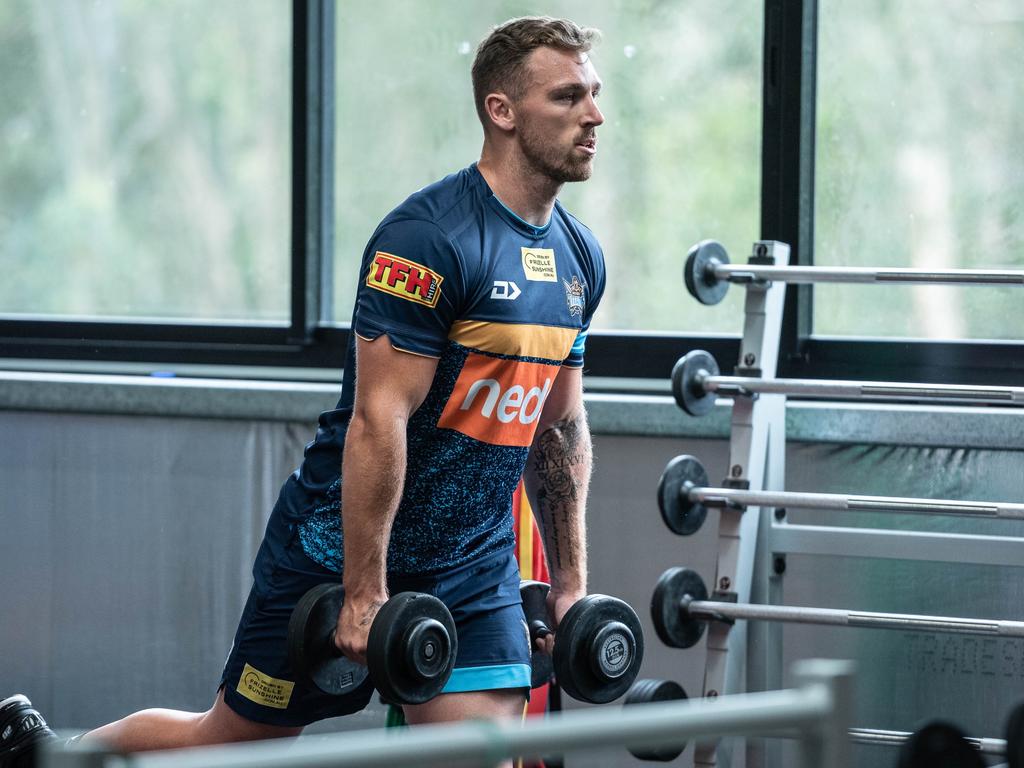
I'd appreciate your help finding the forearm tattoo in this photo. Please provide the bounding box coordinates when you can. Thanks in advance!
[531,412,591,571]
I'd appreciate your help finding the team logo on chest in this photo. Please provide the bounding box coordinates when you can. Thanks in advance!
[564,275,585,317]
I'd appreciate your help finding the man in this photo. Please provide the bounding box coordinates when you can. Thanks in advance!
[1,15,605,766]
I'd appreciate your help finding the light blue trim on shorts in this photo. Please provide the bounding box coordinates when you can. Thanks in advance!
[441,663,532,693]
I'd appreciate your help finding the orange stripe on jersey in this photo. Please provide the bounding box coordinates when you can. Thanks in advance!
[449,320,577,362]
[437,354,559,447]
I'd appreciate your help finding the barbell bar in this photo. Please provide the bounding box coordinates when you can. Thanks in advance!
[672,349,1024,417]
[657,454,1024,536]
[684,240,1024,306]
[651,567,1024,650]
[847,727,1004,757]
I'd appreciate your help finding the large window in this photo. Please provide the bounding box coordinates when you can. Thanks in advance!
[815,1,1024,341]
[0,0,291,324]
[2,1,1021,384]
[333,1,763,334]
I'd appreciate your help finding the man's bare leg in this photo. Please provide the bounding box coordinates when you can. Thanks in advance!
[403,689,527,768]
[81,688,302,752]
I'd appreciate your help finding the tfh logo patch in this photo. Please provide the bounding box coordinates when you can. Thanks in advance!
[367,252,443,307]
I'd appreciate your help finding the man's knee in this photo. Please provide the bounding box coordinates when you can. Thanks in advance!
[402,688,527,726]
[203,689,304,743]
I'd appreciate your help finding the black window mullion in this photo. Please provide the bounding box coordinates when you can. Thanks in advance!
[762,0,818,378]
[290,0,335,344]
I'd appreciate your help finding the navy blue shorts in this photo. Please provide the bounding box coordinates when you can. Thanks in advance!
[220,508,531,727]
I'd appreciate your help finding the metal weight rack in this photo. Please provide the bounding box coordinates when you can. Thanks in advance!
[664,240,1024,768]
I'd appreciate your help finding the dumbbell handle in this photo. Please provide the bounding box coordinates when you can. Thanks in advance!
[521,580,554,644]
[529,619,553,641]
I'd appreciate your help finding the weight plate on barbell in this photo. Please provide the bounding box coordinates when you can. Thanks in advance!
[366,591,457,706]
[651,567,708,649]
[624,679,689,761]
[553,595,644,704]
[1005,700,1024,768]
[658,455,710,536]
[287,583,370,696]
[671,350,719,417]
[684,240,730,306]
[897,721,984,768]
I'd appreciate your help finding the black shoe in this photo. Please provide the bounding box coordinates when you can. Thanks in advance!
[0,695,57,768]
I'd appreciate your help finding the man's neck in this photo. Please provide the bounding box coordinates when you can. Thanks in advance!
[477,153,562,227]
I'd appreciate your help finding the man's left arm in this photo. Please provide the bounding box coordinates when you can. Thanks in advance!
[522,366,592,635]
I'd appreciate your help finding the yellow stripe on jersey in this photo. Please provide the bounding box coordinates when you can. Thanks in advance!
[519,491,534,581]
[449,320,577,361]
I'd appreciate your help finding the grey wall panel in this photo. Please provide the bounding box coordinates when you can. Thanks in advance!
[771,442,1024,767]
[0,412,307,729]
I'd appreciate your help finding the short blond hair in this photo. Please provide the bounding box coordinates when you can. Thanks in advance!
[471,16,600,125]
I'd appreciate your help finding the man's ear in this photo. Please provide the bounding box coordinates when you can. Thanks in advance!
[483,92,516,133]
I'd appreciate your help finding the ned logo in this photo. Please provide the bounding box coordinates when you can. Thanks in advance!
[521,248,557,282]
[437,354,557,447]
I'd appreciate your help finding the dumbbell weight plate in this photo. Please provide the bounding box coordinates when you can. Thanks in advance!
[684,240,730,306]
[553,595,644,704]
[897,721,984,768]
[287,583,370,696]
[624,679,689,761]
[671,350,719,417]
[651,567,708,649]
[658,455,709,536]
[366,592,457,706]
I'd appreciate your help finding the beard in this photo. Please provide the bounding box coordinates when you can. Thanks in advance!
[517,119,595,184]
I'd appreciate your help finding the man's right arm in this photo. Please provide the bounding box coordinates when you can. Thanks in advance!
[334,334,438,664]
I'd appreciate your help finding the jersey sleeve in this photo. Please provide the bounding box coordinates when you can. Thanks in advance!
[353,218,466,357]
[563,241,607,368]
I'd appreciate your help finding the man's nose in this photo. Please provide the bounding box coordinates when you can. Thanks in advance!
[583,94,604,127]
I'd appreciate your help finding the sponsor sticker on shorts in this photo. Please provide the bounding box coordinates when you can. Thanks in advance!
[521,248,557,282]
[366,251,443,307]
[236,663,294,709]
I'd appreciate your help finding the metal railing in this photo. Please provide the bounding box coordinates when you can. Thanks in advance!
[45,660,853,768]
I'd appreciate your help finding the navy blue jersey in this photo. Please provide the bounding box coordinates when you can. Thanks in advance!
[280,164,605,576]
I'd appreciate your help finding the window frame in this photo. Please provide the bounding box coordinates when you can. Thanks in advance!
[1,0,1019,387]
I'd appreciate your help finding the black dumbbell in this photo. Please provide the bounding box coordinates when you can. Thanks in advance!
[623,679,689,761]
[520,580,644,704]
[897,721,984,768]
[288,583,457,706]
